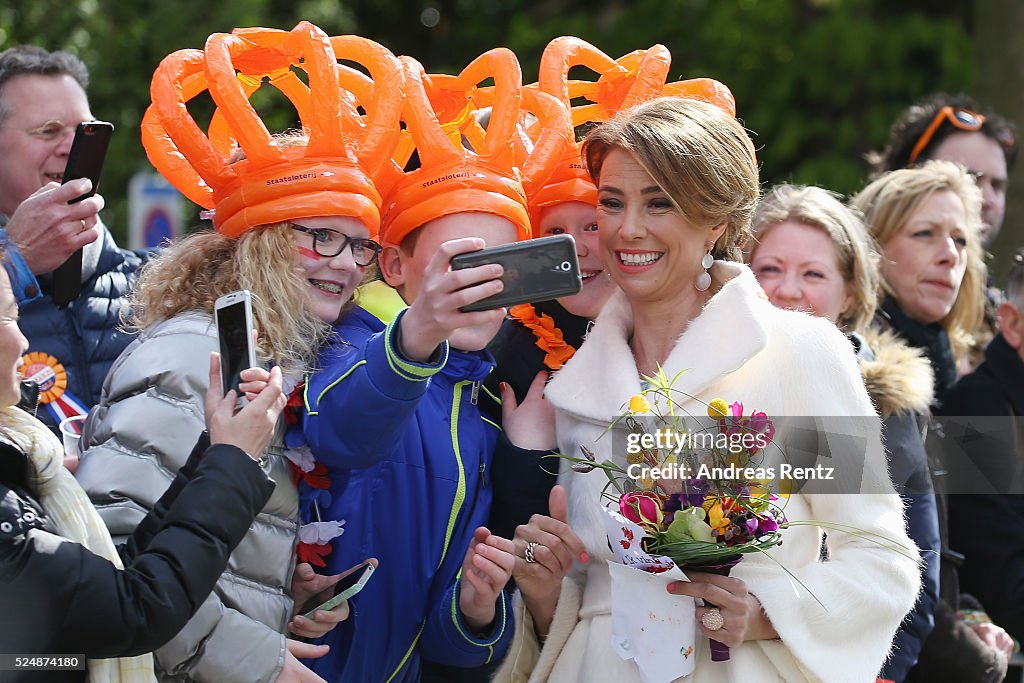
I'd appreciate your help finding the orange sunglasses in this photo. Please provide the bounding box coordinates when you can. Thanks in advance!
[907,106,1014,166]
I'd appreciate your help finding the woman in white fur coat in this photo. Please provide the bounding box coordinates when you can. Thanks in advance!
[494,97,921,683]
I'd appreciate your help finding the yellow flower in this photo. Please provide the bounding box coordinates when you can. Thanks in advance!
[705,501,730,531]
[629,394,651,414]
[749,481,772,498]
[626,451,646,465]
[724,453,746,469]
[638,475,657,490]
[707,398,729,418]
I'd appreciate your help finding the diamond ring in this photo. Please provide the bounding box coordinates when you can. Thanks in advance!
[701,607,724,631]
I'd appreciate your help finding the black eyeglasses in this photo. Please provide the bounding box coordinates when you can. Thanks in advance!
[292,224,382,266]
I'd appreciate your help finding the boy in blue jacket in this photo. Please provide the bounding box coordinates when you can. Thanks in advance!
[300,52,558,682]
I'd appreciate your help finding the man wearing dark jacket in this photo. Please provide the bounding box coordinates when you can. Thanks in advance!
[0,45,148,433]
[939,251,1024,646]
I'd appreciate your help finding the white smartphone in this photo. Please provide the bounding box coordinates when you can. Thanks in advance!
[302,560,376,619]
[214,290,257,398]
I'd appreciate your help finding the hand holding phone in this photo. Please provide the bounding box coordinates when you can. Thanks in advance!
[397,237,507,362]
[449,234,582,312]
[204,355,286,462]
[300,559,377,620]
[52,121,114,307]
[215,290,258,399]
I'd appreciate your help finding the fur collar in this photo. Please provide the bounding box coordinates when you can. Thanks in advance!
[545,262,769,423]
[858,328,934,418]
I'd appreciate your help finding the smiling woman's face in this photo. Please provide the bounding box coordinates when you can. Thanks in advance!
[291,215,374,324]
[750,220,851,326]
[596,148,721,306]
[879,190,969,326]
[0,269,28,408]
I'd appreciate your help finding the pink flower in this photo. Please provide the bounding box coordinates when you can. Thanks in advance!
[620,492,665,530]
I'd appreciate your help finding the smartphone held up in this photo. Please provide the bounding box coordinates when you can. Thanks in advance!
[302,559,377,619]
[449,234,582,313]
[215,290,258,399]
[52,121,114,308]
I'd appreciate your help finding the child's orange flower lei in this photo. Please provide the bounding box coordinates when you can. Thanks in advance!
[509,303,576,370]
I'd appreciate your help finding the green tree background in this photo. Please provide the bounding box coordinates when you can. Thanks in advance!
[3,0,1019,279]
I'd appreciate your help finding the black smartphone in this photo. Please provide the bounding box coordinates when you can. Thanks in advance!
[450,234,582,313]
[52,121,114,308]
[215,290,258,398]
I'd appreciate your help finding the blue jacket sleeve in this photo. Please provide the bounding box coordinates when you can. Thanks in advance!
[304,309,449,469]
[419,574,513,668]
[880,414,940,682]
[0,231,42,304]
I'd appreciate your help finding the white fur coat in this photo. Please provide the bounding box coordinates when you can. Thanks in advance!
[495,263,920,683]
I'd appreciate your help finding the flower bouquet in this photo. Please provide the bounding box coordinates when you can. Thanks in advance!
[563,367,920,680]
[564,368,789,664]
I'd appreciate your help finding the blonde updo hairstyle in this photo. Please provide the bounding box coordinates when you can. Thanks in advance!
[750,184,881,332]
[850,160,986,358]
[582,97,759,262]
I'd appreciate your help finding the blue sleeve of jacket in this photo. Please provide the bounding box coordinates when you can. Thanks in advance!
[304,308,449,469]
[880,415,940,681]
[880,489,940,681]
[0,230,42,304]
[419,574,513,668]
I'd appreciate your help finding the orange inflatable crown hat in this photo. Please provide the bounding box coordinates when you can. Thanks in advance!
[377,49,569,245]
[525,37,737,235]
[141,21,403,239]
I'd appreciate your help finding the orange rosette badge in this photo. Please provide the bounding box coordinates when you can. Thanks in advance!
[21,352,68,404]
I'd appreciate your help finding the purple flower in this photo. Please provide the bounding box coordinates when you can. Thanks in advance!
[682,478,709,507]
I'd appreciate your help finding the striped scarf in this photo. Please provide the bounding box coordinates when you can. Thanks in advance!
[2,406,156,682]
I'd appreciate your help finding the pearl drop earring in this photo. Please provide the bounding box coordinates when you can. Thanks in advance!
[695,250,713,291]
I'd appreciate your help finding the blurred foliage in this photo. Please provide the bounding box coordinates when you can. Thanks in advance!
[1,0,974,241]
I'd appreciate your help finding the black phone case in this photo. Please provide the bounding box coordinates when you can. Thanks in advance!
[450,234,583,313]
[52,121,114,308]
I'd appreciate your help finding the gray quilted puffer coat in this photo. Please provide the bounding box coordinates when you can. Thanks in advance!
[76,312,299,683]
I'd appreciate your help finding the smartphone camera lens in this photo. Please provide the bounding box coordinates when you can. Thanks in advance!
[559,261,572,272]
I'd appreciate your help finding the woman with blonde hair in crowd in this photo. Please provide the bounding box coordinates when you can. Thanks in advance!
[848,162,1015,681]
[495,97,919,683]
[75,23,402,683]
[748,184,940,682]
[851,160,987,403]
[75,135,375,682]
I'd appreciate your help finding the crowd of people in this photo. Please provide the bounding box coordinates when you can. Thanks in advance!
[1,20,1022,683]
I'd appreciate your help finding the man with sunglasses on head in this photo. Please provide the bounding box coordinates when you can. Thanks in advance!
[0,45,147,439]
[871,93,1019,374]
[870,92,1017,248]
